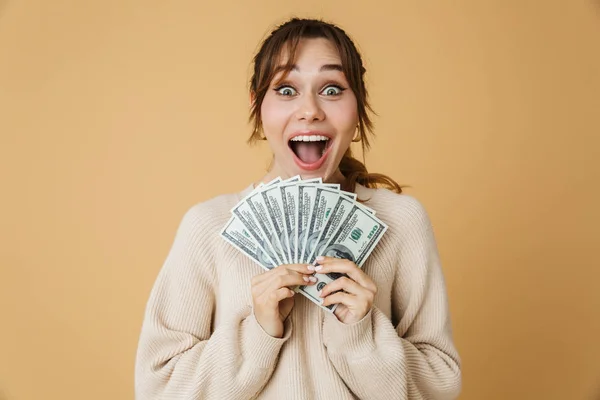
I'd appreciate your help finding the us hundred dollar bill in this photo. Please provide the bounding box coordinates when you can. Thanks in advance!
[310,195,361,262]
[260,176,301,264]
[300,186,341,263]
[245,186,289,265]
[220,215,277,270]
[297,184,320,264]
[298,204,387,312]
[340,190,358,201]
[277,178,317,263]
[230,183,282,266]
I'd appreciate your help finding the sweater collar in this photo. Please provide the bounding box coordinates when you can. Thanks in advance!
[239,181,372,199]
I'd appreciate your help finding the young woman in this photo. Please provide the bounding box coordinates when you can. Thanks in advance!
[135,18,462,400]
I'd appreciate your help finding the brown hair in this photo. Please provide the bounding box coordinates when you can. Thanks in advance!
[248,17,406,194]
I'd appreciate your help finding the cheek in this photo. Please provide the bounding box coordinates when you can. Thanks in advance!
[329,99,359,140]
[261,96,290,138]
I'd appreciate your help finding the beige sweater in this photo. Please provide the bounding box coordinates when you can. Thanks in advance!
[134,183,462,399]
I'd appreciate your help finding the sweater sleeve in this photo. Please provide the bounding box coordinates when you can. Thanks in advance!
[322,196,462,400]
[134,205,292,400]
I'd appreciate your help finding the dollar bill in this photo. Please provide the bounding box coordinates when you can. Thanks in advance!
[280,183,300,264]
[300,186,341,263]
[340,190,357,201]
[297,184,320,264]
[298,203,387,312]
[245,185,288,265]
[220,215,277,270]
[310,195,360,260]
[324,204,387,267]
[323,183,340,189]
[340,190,375,213]
[279,178,321,263]
[260,176,301,264]
[265,177,283,187]
[230,182,283,266]
[283,175,302,183]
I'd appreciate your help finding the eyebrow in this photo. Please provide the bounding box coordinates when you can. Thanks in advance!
[273,63,343,75]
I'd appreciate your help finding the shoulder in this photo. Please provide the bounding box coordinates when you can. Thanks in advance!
[185,191,239,222]
[175,190,243,245]
[360,186,434,240]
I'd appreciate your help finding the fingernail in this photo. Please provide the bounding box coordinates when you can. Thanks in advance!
[314,265,322,271]
[318,289,323,297]
[309,276,317,283]
[303,276,310,282]
[307,265,315,271]
[316,256,325,262]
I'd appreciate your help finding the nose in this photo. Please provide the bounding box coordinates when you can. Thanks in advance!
[295,93,325,122]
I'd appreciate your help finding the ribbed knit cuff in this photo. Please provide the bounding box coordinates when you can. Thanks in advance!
[322,309,375,358]
[241,311,293,369]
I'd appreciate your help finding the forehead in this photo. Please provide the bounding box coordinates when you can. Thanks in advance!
[278,38,342,66]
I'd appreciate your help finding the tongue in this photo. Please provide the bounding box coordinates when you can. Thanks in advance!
[295,142,323,164]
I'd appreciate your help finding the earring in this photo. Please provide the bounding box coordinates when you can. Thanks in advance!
[351,124,361,142]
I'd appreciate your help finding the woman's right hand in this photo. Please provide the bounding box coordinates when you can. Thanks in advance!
[251,263,317,338]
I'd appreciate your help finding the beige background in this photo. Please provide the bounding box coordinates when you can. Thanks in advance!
[1,1,599,399]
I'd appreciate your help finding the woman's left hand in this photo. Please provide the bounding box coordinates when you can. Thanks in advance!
[315,256,377,325]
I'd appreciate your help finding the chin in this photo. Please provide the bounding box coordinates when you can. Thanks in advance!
[290,162,339,183]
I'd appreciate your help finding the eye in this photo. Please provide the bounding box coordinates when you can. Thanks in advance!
[274,85,297,97]
[321,85,344,96]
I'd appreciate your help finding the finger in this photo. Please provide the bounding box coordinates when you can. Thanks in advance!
[271,287,295,303]
[251,264,288,286]
[253,271,317,300]
[314,257,376,292]
[270,264,318,287]
[266,272,316,293]
[321,291,358,308]
[252,268,289,297]
[319,276,368,298]
[269,263,317,277]
[251,270,274,287]
[256,286,295,307]
[252,263,314,287]
[283,263,318,275]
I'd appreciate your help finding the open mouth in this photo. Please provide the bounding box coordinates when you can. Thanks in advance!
[288,135,332,170]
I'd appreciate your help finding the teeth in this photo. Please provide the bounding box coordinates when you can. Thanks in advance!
[290,135,330,142]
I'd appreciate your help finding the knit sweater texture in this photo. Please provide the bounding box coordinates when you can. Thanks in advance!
[134,183,462,399]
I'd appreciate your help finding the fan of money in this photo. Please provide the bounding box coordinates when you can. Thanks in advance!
[220,175,388,312]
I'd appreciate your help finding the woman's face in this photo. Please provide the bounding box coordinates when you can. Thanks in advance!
[260,38,359,182]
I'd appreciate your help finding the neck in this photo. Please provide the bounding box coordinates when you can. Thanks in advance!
[255,169,346,188]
